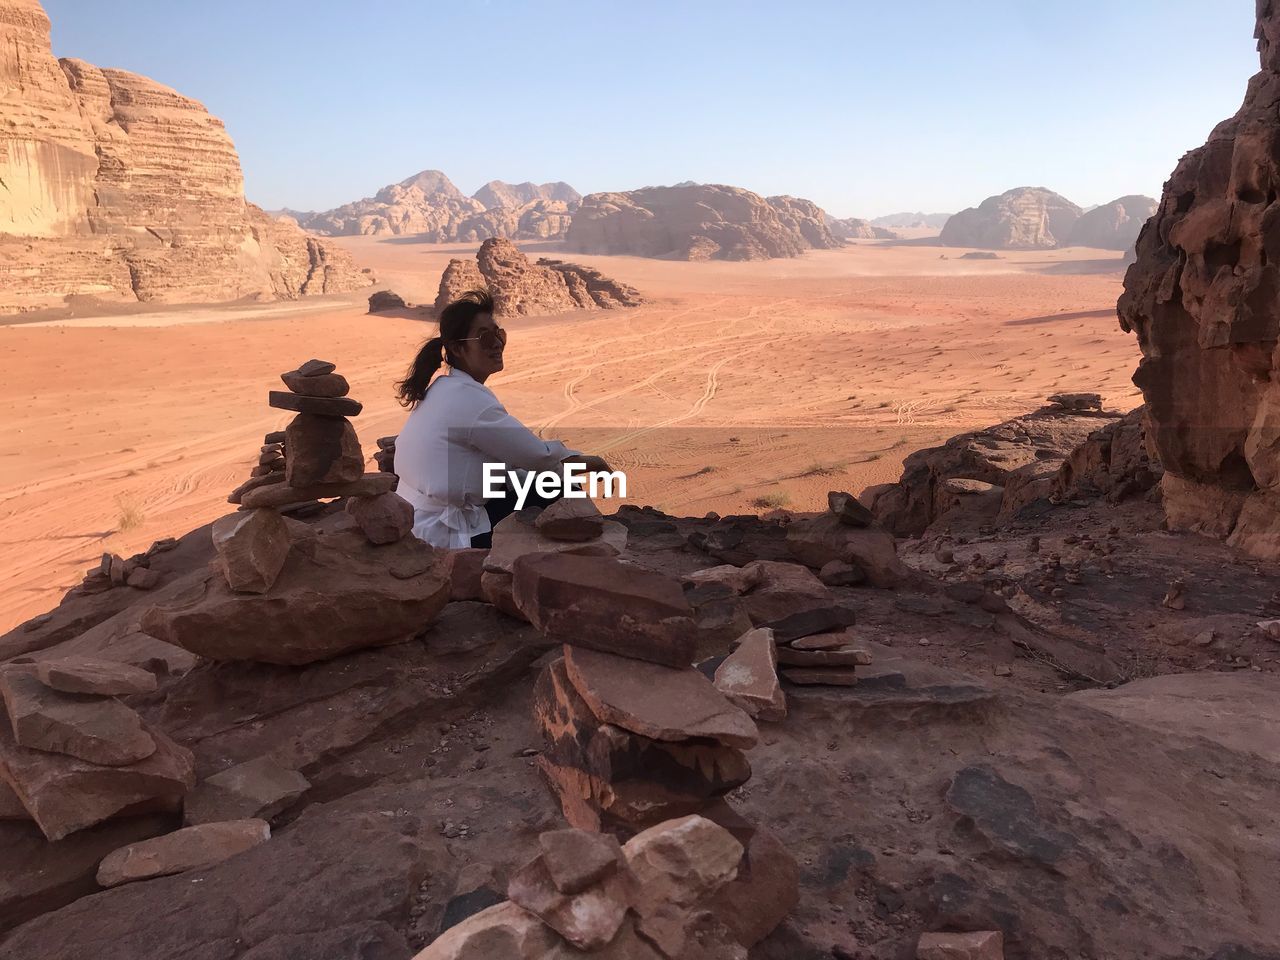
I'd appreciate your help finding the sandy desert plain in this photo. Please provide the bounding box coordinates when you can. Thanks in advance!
[0,235,1139,632]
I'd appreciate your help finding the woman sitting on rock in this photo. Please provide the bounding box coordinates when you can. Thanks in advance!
[394,289,609,549]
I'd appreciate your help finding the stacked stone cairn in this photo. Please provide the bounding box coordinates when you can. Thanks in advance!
[75,539,176,595]
[500,507,799,954]
[0,656,194,841]
[415,815,763,959]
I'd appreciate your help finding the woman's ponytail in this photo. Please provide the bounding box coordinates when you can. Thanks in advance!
[395,337,445,408]
[394,289,494,408]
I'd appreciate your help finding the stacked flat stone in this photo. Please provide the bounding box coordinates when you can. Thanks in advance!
[0,659,195,841]
[227,430,287,505]
[236,359,395,511]
[373,435,397,474]
[77,541,173,595]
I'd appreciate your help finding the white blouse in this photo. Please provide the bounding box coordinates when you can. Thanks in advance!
[395,368,578,548]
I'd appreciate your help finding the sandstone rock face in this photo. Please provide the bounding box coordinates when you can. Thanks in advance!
[456,200,576,242]
[566,183,839,261]
[433,238,644,319]
[1117,4,1280,559]
[1065,194,1156,251]
[0,1,368,312]
[825,215,897,240]
[939,187,1082,249]
[141,528,448,665]
[868,406,1128,536]
[34,657,156,697]
[96,819,271,888]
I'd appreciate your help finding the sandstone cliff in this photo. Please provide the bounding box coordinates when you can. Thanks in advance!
[433,238,643,318]
[301,170,486,239]
[1118,0,1280,559]
[566,184,840,260]
[1065,194,1157,251]
[825,215,898,241]
[0,0,368,313]
[938,187,1083,249]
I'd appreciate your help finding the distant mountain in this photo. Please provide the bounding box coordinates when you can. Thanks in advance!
[299,170,580,241]
[264,208,316,223]
[870,211,951,229]
[939,187,1082,249]
[825,215,898,241]
[472,180,580,210]
[566,184,839,261]
[1064,195,1158,251]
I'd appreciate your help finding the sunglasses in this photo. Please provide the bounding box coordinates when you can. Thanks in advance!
[455,326,507,350]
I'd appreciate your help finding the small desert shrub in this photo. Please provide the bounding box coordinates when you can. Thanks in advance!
[115,497,145,532]
[751,491,790,509]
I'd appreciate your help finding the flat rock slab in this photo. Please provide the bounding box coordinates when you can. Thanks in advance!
[34,657,156,697]
[267,391,362,418]
[0,713,194,841]
[714,627,786,721]
[239,472,395,510]
[484,510,627,574]
[534,497,605,541]
[0,668,156,766]
[295,359,336,377]
[776,646,872,668]
[564,646,758,749]
[280,370,350,398]
[513,553,696,667]
[142,528,449,666]
[97,819,271,888]
[184,756,310,825]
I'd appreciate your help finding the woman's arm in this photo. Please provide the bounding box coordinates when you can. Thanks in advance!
[468,402,580,471]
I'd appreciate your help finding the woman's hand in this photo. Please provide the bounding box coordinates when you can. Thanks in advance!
[563,454,612,475]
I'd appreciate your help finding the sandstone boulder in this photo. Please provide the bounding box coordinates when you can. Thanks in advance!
[513,554,697,667]
[211,508,291,594]
[507,845,632,950]
[537,829,626,895]
[96,819,271,888]
[0,668,155,766]
[345,492,414,544]
[444,548,488,602]
[433,238,643,320]
[284,414,363,489]
[367,289,407,313]
[141,528,448,665]
[623,815,743,917]
[34,656,156,696]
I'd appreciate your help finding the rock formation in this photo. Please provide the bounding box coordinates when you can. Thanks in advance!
[566,184,840,260]
[471,180,581,209]
[1117,2,1280,559]
[0,0,368,313]
[938,187,1083,249]
[871,211,952,229]
[825,215,898,240]
[866,400,1158,537]
[433,238,644,319]
[301,170,485,239]
[1065,194,1157,251]
[303,173,581,241]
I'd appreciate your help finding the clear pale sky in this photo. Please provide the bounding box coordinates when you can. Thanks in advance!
[42,0,1259,218]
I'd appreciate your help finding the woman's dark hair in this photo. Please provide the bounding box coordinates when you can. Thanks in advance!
[395,289,494,407]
